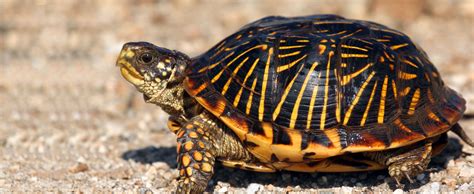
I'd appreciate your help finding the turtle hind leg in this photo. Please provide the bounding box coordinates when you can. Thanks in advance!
[386,142,432,185]
[450,123,474,147]
[363,141,433,186]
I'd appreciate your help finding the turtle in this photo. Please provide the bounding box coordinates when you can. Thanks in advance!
[116,14,473,193]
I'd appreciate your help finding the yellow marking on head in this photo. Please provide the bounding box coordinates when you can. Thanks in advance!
[259,47,273,121]
[341,44,369,52]
[341,63,372,85]
[318,44,326,55]
[212,45,267,83]
[361,81,378,126]
[296,39,310,43]
[290,62,319,129]
[278,51,301,58]
[276,54,307,72]
[407,88,420,115]
[120,49,136,58]
[235,34,242,39]
[341,63,347,68]
[246,77,258,115]
[343,71,376,125]
[307,72,322,128]
[399,71,417,80]
[321,51,334,130]
[156,61,166,69]
[377,76,389,123]
[279,45,306,50]
[321,39,328,43]
[280,39,287,43]
[341,53,368,58]
[221,57,249,95]
[273,64,306,120]
[391,80,398,99]
[390,43,409,50]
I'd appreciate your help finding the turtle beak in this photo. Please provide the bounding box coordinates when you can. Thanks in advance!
[116,45,145,86]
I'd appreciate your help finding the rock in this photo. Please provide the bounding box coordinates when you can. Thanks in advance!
[217,186,228,193]
[341,186,353,193]
[68,162,89,173]
[393,189,404,194]
[431,182,440,191]
[442,178,457,188]
[458,183,470,191]
[246,183,263,193]
[459,167,474,178]
[416,173,426,181]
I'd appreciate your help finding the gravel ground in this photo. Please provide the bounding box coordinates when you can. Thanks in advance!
[0,0,473,193]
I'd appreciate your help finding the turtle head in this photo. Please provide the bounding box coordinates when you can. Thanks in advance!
[116,42,191,115]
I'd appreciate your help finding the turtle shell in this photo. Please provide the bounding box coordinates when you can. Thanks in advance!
[183,15,465,166]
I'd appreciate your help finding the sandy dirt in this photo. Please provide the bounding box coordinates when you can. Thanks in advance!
[0,0,473,193]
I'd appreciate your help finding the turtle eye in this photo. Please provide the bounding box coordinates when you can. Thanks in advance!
[139,53,154,64]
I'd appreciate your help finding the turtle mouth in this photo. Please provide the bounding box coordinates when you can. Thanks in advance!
[116,58,144,86]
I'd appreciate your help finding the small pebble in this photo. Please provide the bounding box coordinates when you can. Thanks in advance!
[217,186,228,193]
[341,186,353,193]
[416,173,425,181]
[246,183,263,193]
[393,189,404,194]
[458,183,470,191]
[459,167,474,177]
[68,162,89,173]
[431,182,440,191]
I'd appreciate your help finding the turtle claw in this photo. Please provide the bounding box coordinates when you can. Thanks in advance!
[404,172,414,183]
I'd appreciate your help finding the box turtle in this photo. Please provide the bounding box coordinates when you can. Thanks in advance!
[116,15,473,193]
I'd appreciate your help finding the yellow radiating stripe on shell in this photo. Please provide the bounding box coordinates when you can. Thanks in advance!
[319,44,326,55]
[377,76,389,124]
[246,77,258,115]
[320,51,333,130]
[407,88,420,115]
[206,51,235,71]
[343,71,376,125]
[390,43,409,50]
[234,58,260,108]
[341,53,368,58]
[211,45,266,83]
[276,54,307,73]
[341,63,372,85]
[341,44,369,52]
[307,72,322,129]
[296,39,310,43]
[272,64,306,121]
[279,45,306,50]
[392,80,398,99]
[259,48,273,121]
[221,57,249,95]
[289,61,319,129]
[399,71,417,80]
[341,29,363,39]
[278,51,301,58]
[360,81,378,126]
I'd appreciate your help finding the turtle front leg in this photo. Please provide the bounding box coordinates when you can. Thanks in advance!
[175,118,216,193]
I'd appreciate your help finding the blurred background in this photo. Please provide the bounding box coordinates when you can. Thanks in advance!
[0,0,473,192]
